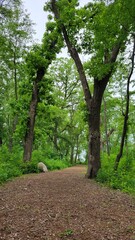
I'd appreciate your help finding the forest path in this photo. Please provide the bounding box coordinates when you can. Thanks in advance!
[0,166,135,240]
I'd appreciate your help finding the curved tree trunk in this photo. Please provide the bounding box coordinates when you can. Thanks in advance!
[114,37,135,170]
[23,68,45,162]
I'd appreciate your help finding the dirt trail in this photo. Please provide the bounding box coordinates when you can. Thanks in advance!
[0,166,135,240]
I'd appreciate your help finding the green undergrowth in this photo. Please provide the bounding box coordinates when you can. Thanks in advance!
[0,146,134,195]
[96,153,135,195]
[0,146,71,184]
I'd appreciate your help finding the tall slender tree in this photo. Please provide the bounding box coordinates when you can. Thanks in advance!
[114,36,135,170]
[23,21,63,161]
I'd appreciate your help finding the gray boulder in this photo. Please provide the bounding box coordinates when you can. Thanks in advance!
[37,162,48,172]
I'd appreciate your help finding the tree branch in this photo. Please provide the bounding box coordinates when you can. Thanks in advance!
[51,0,92,110]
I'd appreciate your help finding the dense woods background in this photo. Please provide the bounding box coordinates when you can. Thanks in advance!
[0,0,135,193]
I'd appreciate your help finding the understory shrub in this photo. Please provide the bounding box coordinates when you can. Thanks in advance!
[96,153,135,195]
[0,162,22,184]
[0,147,71,184]
[31,150,70,171]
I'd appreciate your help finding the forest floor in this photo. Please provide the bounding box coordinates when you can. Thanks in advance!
[0,166,135,240]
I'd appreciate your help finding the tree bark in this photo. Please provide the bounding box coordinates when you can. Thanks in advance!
[14,51,18,101]
[75,135,79,163]
[8,51,18,151]
[101,128,115,152]
[70,145,74,164]
[0,137,2,146]
[103,97,110,155]
[86,98,101,177]
[53,120,59,151]
[23,68,45,162]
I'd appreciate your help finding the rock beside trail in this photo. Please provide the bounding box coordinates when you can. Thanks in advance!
[37,162,48,172]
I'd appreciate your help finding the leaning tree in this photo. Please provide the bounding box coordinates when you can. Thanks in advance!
[45,0,134,177]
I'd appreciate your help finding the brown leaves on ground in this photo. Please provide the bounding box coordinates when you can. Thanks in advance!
[0,166,135,240]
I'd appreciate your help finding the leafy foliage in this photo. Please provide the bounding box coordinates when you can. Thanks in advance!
[97,153,135,194]
[0,146,70,183]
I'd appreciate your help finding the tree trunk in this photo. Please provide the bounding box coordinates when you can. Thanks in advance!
[101,128,115,152]
[70,145,74,164]
[75,135,79,163]
[8,51,18,151]
[103,97,110,155]
[14,51,18,101]
[86,98,101,178]
[53,120,59,151]
[0,137,2,146]
[114,112,129,170]
[23,68,44,162]
[114,37,135,170]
